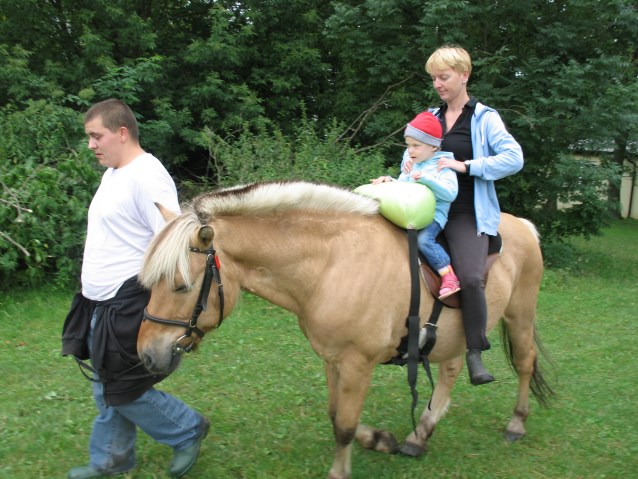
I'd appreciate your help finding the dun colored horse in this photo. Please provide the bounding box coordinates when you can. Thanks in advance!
[137,181,551,479]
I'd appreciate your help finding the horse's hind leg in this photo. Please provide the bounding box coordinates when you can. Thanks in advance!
[400,355,463,456]
[502,308,538,441]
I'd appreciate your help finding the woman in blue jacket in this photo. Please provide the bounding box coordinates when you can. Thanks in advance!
[404,45,524,385]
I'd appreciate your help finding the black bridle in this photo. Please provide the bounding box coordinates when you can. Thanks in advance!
[142,245,224,354]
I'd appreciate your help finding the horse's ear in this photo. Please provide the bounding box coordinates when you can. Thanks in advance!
[155,202,178,223]
[198,225,214,246]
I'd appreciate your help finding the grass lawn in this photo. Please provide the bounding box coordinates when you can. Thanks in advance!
[1,219,636,478]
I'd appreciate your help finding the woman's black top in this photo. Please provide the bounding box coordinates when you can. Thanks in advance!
[436,98,477,216]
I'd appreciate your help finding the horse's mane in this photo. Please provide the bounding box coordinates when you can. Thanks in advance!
[140,181,379,287]
[190,180,379,221]
[139,211,201,289]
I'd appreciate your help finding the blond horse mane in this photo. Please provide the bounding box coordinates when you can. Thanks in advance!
[139,211,201,289]
[192,181,379,220]
[140,181,379,288]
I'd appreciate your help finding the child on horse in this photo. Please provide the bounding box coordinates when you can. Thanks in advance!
[371,111,460,300]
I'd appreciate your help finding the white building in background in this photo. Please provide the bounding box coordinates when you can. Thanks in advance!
[621,159,638,219]
[571,140,637,220]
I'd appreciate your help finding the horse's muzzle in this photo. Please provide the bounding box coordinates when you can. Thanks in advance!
[139,346,183,375]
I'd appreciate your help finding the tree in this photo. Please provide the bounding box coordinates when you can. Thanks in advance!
[1,0,637,286]
[0,101,99,287]
[324,0,638,241]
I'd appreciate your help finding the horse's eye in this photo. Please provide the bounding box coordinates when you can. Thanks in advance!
[174,285,190,293]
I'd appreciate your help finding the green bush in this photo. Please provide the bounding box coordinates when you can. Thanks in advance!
[196,118,389,191]
[0,106,393,290]
[0,100,99,289]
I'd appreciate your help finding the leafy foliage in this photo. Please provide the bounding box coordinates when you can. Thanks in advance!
[195,117,388,190]
[0,101,99,288]
[0,0,636,287]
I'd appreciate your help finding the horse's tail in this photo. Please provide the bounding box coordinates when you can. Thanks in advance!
[518,217,541,243]
[502,216,553,405]
[500,322,555,407]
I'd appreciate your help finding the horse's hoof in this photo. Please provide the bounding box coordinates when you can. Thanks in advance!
[376,431,399,454]
[504,430,525,442]
[398,441,425,457]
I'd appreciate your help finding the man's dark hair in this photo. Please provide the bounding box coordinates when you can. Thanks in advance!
[84,98,140,142]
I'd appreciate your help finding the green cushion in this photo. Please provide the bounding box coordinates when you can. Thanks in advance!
[354,181,435,229]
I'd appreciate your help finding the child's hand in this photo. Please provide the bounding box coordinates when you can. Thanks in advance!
[371,176,392,184]
[402,160,414,174]
[411,171,422,180]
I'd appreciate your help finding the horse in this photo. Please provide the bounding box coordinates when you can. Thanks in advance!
[137,180,551,479]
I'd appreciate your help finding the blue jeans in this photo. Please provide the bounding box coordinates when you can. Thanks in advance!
[417,221,450,272]
[87,309,205,474]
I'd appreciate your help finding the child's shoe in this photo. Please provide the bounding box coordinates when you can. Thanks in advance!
[438,270,461,299]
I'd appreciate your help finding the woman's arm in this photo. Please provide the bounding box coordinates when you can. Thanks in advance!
[470,109,523,180]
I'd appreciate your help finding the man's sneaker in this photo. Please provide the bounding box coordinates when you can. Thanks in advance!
[67,466,110,479]
[168,417,210,477]
[438,271,461,299]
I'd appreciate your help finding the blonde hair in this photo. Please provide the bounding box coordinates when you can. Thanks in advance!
[425,45,472,77]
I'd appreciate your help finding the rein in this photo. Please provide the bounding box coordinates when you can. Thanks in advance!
[142,245,224,354]
[383,229,444,435]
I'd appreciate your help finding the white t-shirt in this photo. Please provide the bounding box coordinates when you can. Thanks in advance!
[81,153,180,301]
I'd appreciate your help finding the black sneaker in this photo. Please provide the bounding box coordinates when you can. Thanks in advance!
[168,418,210,477]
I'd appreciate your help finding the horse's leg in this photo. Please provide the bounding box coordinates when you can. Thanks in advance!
[400,355,463,456]
[325,362,385,451]
[354,423,399,454]
[324,357,375,479]
[327,364,398,455]
[502,306,537,441]
[325,362,339,426]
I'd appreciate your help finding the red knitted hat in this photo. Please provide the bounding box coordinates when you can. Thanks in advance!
[404,111,443,147]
